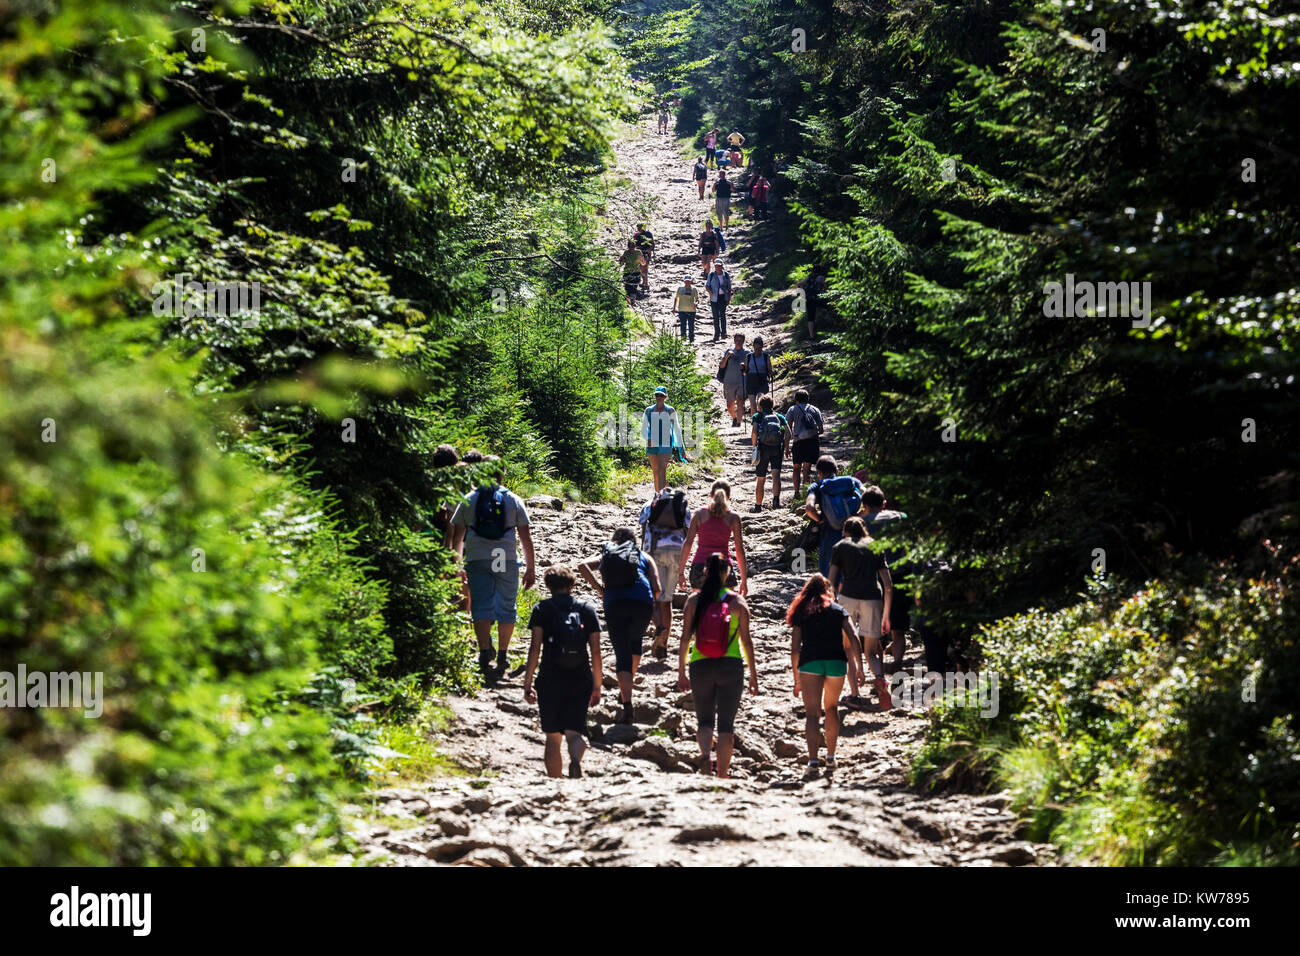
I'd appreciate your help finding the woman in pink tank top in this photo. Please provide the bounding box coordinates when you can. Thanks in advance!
[677,479,748,595]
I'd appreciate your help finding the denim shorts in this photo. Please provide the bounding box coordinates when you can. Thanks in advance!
[465,559,520,623]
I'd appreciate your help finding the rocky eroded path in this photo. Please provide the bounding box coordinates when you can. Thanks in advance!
[351,119,1053,867]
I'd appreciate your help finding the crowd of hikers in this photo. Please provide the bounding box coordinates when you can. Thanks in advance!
[438,429,909,781]
[442,116,887,780]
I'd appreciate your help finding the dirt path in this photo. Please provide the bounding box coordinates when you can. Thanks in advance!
[352,119,1052,867]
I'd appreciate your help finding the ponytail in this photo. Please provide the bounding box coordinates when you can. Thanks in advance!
[708,478,731,517]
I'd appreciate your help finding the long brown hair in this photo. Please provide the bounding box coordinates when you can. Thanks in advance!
[708,478,731,517]
[786,573,833,626]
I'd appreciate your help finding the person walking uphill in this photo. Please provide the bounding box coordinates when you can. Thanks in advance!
[744,337,775,419]
[711,172,733,228]
[643,386,686,492]
[522,565,602,778]
[671,275,700,344]
[640,486,692,659]
[787,573,866,778]
[804,455,865,577]
[578,528,661,725]
[450,457,536,679]
[705,260,732,340]
[829,516,894,709]
[693,156,708,200]
[787,388,825,499]
[717,333,748,428]
[678,479,748,596]
[678,552,759,778]
[698,222,720,276]
[704,127,719,168]
[750,394,790,511]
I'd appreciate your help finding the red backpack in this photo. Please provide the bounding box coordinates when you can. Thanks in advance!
[695,595,733,658]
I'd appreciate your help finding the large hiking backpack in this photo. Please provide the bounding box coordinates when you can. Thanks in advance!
[473,484,508,539]
[694,596,733,658]
[547,599,589,671]
[757,413,785,448]
[600,540,641,589]
[818,475,862,530]
[647,489,688,546]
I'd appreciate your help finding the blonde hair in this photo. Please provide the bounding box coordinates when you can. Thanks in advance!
[708,479,731,517]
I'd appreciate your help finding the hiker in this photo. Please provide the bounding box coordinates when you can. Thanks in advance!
[804,455,865,577]
[714,145,731,170]
[717,333,748,428]
[726,129,746,159]
[711,172,733,227]
[859,484,909,673]
[787,388,824,499]
[750,173,771,220]
[619,239,643,302]
[750,395,790,511]
[450,456,537,678]
[704,128,718,168]
[677,479,748,595]
[522,565,602,778]
[744,336,774,418]
[639,486,693,659]
[671,274,700,344]
[698,221,720,275]
[799,270,826,340]
[642,386,684,492]
[787,573,865,777]
[577,527,661,725]
[657,105,670,134]
[829,516,893,708]
[677,552,759,778]
[705,260,732,340]
[693,156,708,200]
[632,222,655,292]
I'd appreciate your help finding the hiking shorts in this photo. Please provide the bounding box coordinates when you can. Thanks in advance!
[755,444,784,477]
[605,598,654,672]
[839,596,884,647]
[650,547,682,602]
[535,668,592,735]
[723,382,745,404]
[715,198,731,219]
[799,659,848,678]
[690,657,745,734]
[745,374,769,396]
[646,445,673,456]
[465,559,520,623]
[792,437,820,465]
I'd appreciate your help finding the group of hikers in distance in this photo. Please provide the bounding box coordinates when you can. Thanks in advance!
[434,417,909,781]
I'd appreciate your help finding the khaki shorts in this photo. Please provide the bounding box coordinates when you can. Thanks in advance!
[840,595,884,647]
[651,547,682,602]
[723,381,744,403]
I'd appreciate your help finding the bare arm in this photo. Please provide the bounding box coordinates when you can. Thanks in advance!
[842,616,866,685]
[790,624,802,696]
[644,557,662,603]
[734,597,758,692]
[588,631,603,706]
[677,595,698,689]
[731,514,748,591]
[523,626,544,701]
[828,564,842,599]
[879,566,894,634]
[677,512,700,582]
[517,525,537,590]
[577,556,603,599]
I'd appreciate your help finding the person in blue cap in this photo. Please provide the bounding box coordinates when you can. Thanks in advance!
[643,386,684,492]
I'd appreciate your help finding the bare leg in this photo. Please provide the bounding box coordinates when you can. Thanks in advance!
[754,475,766,507]
[799,673,824,762]
[822,677,845,759]
[696,725,714,770]
[716,731,735,778]
[771,471,782,506]
[544,733,563,778]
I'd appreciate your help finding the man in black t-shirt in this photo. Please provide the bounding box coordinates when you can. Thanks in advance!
[523,565,602,778]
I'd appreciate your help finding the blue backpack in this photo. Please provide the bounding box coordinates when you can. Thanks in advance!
[716,229,727,252]
[818,476,862,530]
[473,484,509,540]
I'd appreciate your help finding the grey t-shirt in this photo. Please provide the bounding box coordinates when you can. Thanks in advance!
[721,347,748,386]
[451,487,531,564]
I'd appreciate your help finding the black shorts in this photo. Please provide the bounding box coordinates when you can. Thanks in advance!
[605,598,653,672]
[701,244,718,257]
[535,668,592,735]
[690,657,745,733]
[755,444,784,476]
[745,374,769,395]
[792,437,820,465]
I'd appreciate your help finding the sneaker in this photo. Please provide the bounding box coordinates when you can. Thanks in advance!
[620,701,634,725]
[568,759,582,779]
[750,503,762,513]
[803,760,820,780]
[824,755,837,771]
[477,648,494,677]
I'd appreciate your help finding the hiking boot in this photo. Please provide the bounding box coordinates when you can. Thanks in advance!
[568,759,582,779]
[750,503,762,513]
[621,701,635,725]
[477,648,494,678]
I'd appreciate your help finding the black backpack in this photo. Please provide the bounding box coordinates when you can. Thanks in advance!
[645,490,687,547]
[600,540,641,589]
[473,484,508,539]
[546,598,589,671]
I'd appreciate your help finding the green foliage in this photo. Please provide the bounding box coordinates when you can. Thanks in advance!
[916,559,1300,865]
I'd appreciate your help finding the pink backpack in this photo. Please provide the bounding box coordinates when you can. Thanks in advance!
[695,596,733,658]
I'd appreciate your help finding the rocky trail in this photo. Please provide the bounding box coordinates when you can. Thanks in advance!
[352,120,1053,867]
